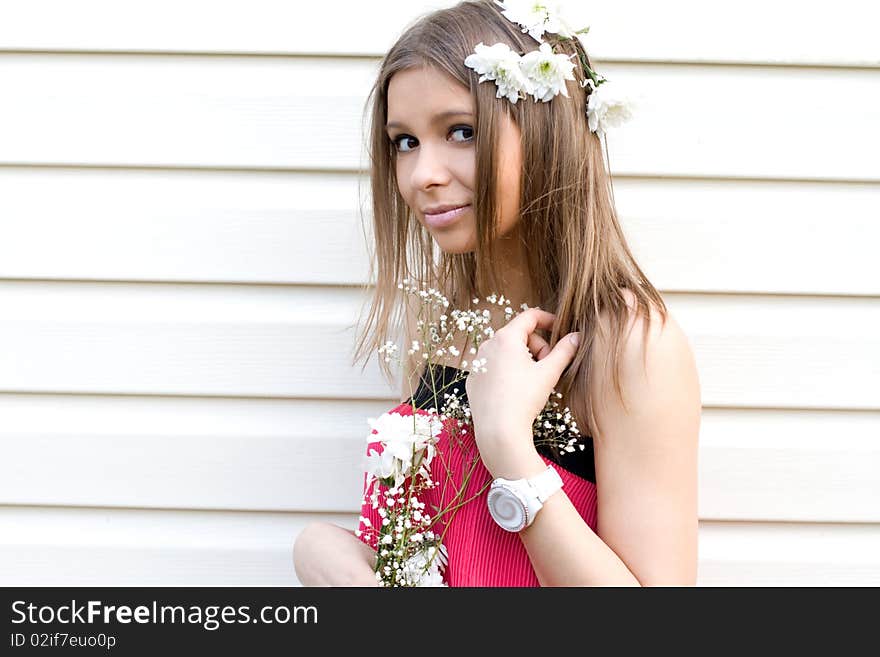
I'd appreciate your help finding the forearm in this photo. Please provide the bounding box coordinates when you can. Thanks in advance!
[483,430,641,587]
[293,522,380,587]
[519,488,641,586]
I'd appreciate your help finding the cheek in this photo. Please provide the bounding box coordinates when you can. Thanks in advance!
[394,159,413,204]
[455,153,476,190]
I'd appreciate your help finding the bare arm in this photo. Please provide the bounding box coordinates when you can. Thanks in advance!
[509,304,700,586]
[293,521,380,587]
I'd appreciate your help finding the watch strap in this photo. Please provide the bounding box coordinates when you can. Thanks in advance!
[530,465,564,502]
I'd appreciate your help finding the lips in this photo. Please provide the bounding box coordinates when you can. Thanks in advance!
[423,203,469,215]
[423,203,471,228]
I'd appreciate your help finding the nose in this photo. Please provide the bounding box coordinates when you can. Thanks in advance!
[409,142,451,191]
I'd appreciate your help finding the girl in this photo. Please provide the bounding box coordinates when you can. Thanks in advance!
[293,0,701,586]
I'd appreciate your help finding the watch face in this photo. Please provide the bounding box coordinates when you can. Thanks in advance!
[487,485,527,532]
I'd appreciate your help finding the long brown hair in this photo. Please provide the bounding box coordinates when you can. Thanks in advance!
[351,0,667,444]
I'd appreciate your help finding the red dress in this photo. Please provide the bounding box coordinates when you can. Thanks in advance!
[357,364,598,587]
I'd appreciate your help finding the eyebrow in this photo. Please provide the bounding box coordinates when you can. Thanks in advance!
[385,110,474,132]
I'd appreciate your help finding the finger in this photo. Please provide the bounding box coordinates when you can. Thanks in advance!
[536,332,580,380]
[527,331,552,361]
[501,307,556,343]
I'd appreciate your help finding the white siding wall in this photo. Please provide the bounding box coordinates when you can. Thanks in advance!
[0,0,877,586]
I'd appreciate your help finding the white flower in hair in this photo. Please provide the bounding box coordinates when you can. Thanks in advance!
[494,0,580,42]
[519,42,576,102]
[464,41,534,103]
[463,1,633,140]
[586,81,636,138]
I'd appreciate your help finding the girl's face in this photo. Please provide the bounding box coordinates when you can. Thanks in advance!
[386,65,523,254]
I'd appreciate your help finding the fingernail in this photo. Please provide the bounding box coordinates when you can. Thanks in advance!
[568,333,580,346]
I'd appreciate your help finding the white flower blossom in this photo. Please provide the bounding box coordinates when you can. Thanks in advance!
[364,411,442,489]
[464,42,533,103]
[398,546,447,587]
[363,447,397,487]
[494,0,580,42]
[586,80,636,138]
[519,42,576,102]
[461,1,635,143]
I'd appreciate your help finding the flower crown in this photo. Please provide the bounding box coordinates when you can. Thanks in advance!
[463,0,634,138]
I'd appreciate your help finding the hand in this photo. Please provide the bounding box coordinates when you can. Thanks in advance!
[464,307,581,477]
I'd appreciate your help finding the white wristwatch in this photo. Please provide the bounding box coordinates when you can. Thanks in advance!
[487,465,564,532]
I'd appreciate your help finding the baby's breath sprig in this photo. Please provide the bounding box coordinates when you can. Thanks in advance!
[531,390,587,454]
[396,277,514,380]
[377,340,399,364]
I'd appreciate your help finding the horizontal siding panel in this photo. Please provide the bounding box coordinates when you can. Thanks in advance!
[0,1,876,67]
[698,409,880,522]
[1,55,878,180]
[0,283,392,398]
[0,394,376,513]
[2,507,877,586]
[0,506,329,585]
[0,284,877,408]
[0,169,878,296]
[1,396,878,522]
[617,179,880,297]
[698,521,880,586]
[0,54,373,171]
[0,169,371,286]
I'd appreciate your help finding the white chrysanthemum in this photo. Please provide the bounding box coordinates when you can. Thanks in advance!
[519,42,576,102]
[464,41,533,103]
[586,81,636,138]
[365,411,442,488]
[363,447,398,490]
[363,448,393,481]
[494,0,580,42]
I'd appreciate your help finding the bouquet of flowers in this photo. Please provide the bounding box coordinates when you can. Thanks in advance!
[356,280,586,586]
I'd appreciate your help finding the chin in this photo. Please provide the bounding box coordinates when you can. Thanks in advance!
[432,235,477,255]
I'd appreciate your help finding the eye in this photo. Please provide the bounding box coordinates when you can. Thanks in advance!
[450,125,474,142]
[392,135,418,153]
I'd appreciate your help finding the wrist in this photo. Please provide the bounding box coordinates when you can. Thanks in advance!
[487,443,546,481]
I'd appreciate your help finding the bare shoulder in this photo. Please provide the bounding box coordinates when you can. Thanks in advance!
[593,287,678,350]
[588,287,701,444]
